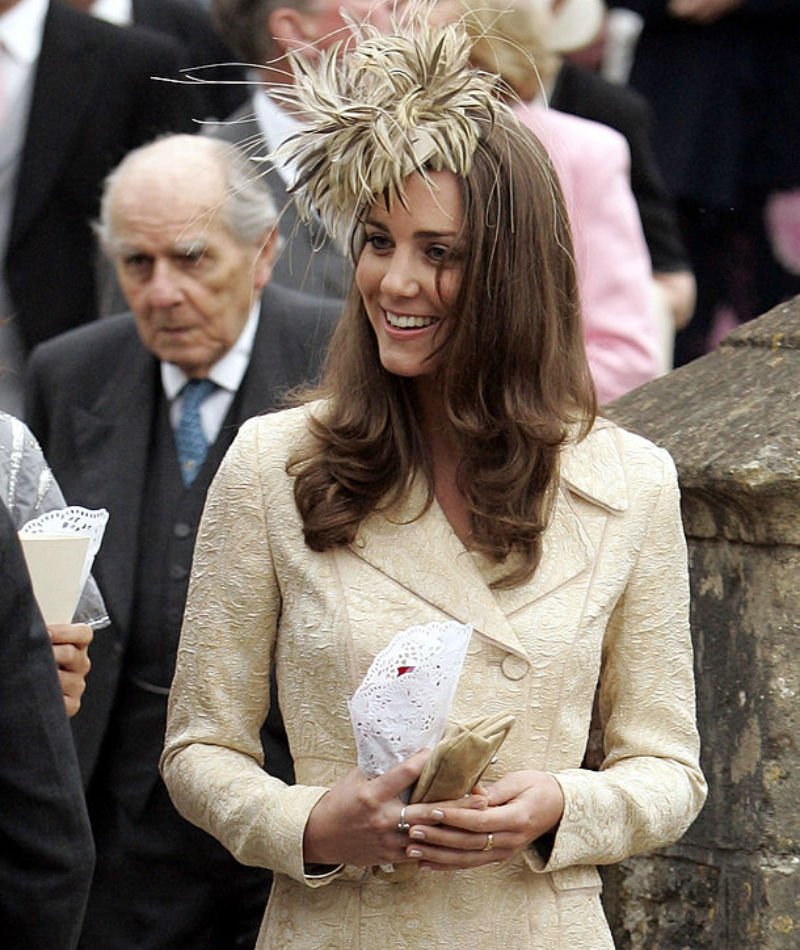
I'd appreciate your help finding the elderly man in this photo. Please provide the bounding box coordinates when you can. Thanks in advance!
[209,0,395,299]
[0,0,198,416]
[26,134,340,950]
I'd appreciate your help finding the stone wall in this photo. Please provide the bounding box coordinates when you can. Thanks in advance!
[599,298,800,948]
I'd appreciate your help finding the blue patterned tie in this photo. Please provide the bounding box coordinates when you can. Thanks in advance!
[175,378,217,486]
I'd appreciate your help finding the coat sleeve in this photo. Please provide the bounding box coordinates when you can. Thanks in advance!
[161,418,332,885]
[528,448,707,872]
[0,502,95,950]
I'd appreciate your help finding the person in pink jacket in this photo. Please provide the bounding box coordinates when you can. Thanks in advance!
[433,0,664,402]
[517,101,662,402]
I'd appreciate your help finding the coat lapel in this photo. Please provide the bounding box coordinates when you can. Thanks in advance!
[350,422,629,660]
[351,482,530,660]
[234,286,292,423]
[71,345,158,636]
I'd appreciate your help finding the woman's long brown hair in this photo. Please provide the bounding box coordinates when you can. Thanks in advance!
[288,117,597,588]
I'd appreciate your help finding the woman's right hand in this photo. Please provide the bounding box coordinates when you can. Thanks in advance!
[303,749,487,868]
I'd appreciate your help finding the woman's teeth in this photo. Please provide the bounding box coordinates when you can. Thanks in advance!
[386,312,436,329]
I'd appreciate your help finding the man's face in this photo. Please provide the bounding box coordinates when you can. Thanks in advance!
[110,156,274,379]
[287,0,396,54]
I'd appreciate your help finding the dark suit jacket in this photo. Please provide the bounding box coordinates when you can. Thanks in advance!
[5,0,198,354]
[550,59,689,274]
[131,0,248,120]
[25,282,341,786]
[0,501,95,950]
[209,100,354,300]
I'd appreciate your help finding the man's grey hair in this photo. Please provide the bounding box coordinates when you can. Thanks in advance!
[212,0,312,64]
[96,135,279,255]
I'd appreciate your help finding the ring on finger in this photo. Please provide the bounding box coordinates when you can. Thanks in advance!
[398,805,410,833]
[482,832,494,851]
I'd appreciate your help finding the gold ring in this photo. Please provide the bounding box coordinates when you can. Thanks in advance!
[398,805,410,833]
[482,832,494,851]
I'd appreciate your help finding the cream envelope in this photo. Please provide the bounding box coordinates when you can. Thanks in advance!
[20,534,91,625]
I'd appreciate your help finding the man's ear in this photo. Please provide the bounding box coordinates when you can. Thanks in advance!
[268,7,316,55]
[253,227,280,289]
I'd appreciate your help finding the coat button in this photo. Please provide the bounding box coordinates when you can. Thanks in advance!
[501,654,529,680]
[174,522,192,539]
[170,564,188,581]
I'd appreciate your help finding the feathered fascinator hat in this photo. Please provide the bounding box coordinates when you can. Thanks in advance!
[270,19,509,247]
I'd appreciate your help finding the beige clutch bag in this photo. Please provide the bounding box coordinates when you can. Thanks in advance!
[380,713,515,882]
[409,712,516,804]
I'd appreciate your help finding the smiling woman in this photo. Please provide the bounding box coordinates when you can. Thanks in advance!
[357,171,462,379]
[161,19,707,950]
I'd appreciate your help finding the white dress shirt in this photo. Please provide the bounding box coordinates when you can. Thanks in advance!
[253,89,306,189]
[89,0,133,27]
[0,0,48,120]
[161,301,260,444]
[0,0,48,416]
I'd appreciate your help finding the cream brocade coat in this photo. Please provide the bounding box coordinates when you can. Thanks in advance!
[162,405,707,950]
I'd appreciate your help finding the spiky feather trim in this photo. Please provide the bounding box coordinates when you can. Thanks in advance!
[269,21,507,247]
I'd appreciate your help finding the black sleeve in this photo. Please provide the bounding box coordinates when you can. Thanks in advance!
[620,98,690,273]
[0,502,95,950]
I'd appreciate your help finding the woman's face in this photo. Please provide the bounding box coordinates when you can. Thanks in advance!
[356,170,463,379]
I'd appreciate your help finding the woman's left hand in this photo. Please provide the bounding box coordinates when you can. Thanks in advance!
[403,770,564,870]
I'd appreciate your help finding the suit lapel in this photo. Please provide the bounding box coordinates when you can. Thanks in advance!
[72,344,158,636]
[11,3,100,246]
[235,287,288,422]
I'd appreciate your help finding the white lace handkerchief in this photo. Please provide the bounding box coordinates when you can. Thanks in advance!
[348,620,473,781]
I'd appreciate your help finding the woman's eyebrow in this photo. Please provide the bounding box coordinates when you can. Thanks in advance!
[363,218,456,240]
[413,229,457,240]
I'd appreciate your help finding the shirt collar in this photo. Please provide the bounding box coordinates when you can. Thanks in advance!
[160,300,261,400]
[89,0,133,27]
[254,88,306,187]
[0,0,49,66]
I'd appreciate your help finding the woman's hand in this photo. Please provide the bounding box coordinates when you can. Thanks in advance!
[48,623,93,717]
[303,749,488,868]
[402,770,565,870]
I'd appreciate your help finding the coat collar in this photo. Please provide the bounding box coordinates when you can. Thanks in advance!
[349,420,628,660]
[560,418,628,513]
